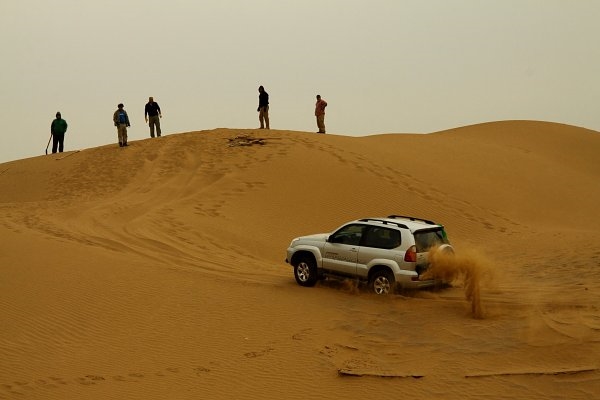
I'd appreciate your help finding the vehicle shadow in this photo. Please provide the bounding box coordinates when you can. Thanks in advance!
[317,277,451,297]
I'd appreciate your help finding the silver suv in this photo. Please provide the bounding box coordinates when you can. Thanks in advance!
[285,215,453,295]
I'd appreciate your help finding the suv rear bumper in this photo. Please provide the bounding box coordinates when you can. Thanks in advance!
[398,279,440,289]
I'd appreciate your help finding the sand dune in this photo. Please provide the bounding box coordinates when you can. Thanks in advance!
[1,121,599,399]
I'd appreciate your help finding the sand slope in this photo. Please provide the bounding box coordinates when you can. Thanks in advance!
[1,121,599,399]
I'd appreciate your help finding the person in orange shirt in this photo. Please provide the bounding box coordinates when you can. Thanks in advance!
[315,94,327,133]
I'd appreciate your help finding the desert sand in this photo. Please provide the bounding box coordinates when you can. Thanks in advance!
[1,121,599,399]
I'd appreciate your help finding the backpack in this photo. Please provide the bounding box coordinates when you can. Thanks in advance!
[118,111,127,124]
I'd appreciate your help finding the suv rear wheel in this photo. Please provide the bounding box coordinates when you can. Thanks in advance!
[369,269,395,295]
[294,256,318,287]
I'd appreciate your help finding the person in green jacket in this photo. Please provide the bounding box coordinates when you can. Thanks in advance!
[50,112,68,153]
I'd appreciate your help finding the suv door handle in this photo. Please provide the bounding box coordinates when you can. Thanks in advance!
[350,248,358,252]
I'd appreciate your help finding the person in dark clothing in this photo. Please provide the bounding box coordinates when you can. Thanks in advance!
[257,85,269,129]
[50,112,68,153]
[314,94,327,133]
[144,96,162,138]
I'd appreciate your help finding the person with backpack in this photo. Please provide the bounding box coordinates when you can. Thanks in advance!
[113,103,131,147]
[50,111,68,153]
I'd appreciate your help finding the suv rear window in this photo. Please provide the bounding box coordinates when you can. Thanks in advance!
[414,228,448,252]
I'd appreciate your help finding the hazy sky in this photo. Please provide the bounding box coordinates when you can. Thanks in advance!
[1,0,599,163]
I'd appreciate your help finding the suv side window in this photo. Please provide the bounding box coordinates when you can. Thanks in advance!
[329,224,366,246]
[361,226,401,249]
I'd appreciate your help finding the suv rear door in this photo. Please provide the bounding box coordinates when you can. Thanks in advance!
[413,227,449,267]
[356,226,403,278]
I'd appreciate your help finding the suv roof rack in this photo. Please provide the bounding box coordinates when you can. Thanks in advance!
[359,218,409,230]
[387,215,436,225]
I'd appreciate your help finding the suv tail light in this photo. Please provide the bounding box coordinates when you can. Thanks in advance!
[404,245,417,262]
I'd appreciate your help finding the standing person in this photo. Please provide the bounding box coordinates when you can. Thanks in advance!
[113,103,130,147]
[50,112,68,153]
[144,96,162,138]
[315,94,327,134]
[257,85,269,129]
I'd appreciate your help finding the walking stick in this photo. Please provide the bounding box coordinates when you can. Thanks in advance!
[45,133,52,155]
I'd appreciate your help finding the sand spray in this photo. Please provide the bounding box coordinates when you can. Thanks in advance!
[422,246,493,318]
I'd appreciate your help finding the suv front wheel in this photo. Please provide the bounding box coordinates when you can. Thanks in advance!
[294,256,318,287]
[369,269,395,295]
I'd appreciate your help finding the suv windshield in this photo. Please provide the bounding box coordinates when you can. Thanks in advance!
[414,228,448,252]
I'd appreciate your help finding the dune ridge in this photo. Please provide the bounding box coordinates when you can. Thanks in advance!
[1,121,599,399]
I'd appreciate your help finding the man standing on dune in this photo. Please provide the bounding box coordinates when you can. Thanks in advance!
[144,96,162,138]
[315,94,327,134]
[50,111,68,153]
[257,85,269,129]
[113,103,130,147]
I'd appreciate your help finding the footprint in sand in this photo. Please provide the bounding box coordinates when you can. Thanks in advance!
[34,379,58,389]
[75,377,97,386]
[244,347,274,358]
[291,328,313,341]
[49,376,68,385]
[193,367,211,376]
[112,373,144,382]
